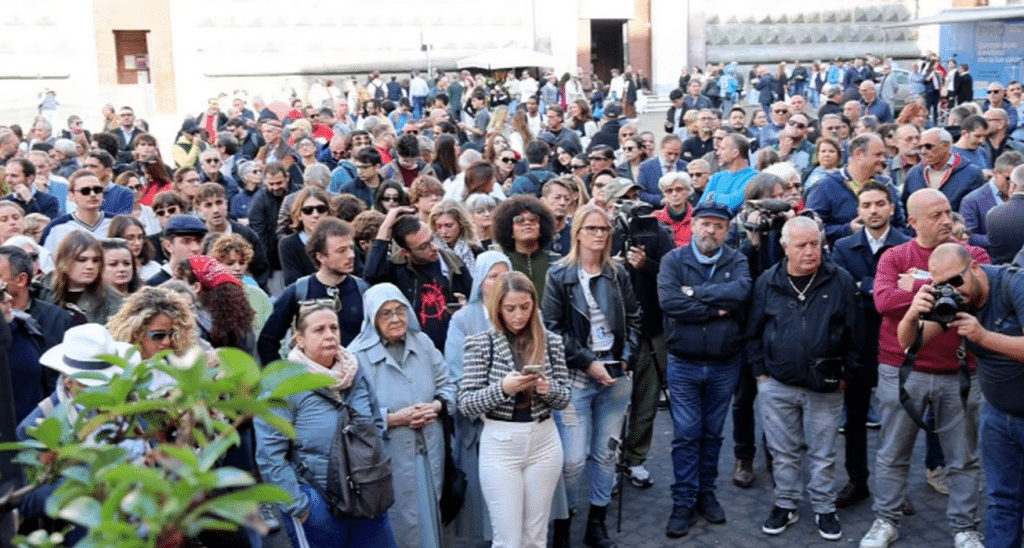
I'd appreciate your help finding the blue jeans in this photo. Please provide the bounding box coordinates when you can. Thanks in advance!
[554,374,633,509]
[981,404,1024,548]
[281,485,398,548]
[667,355,740,507]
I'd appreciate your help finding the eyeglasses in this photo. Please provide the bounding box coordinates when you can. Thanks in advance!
[146,329,177,342]
[571,163,588,169]
[688,172,708,177]
[989,90,1003,94]
[203,158,221,164]
[298,292,342,314]
[663,187,689,194]
[128,184,143,191]
[937,264,970,288]
[354,163,374,170]
[377,306,408,321]
[380,195,400,203]
[513,214,539,225]
[787,121,807,129]
[472,206,496,215]
[773,109,789,114]
[154,206,180,217]
[301,204,329,215]
[581,225,612,235]
[77,186,105,196]
[499,157,516,164]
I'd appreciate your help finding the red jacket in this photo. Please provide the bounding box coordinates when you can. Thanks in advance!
[873,238,989,373]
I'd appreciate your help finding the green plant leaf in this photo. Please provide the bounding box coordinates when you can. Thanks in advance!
[59,465,92,485]
[211,467,255,489]
[269,373,334,400]
[158,445,200,471]
[183,516,239,537]
[216,348,261,387]
[55,496,103,528]
[27,417,63,450]
[197,432,241,472]
[259,412,297,439]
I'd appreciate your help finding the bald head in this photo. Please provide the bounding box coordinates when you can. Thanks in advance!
[907,188,948,218]
[929,242,971,273]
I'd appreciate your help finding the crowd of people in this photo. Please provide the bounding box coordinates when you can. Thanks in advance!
[2,56,1024,548]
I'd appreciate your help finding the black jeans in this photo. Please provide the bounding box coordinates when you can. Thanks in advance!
[843,370,873,484]
[732,361,758,460]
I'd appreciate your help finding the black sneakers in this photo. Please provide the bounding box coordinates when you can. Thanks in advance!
[665,505,697,538]
[762,505,798,535]
[816,512,842,541]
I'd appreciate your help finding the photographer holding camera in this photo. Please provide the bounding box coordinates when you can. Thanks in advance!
[899,243,1024,548]
[860,188,989,548]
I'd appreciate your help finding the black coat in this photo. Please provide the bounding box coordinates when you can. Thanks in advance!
[954,71,974,106]
[542,261,641,371]
[746,260,861,387]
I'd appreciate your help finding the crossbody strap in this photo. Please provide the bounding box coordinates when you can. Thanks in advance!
[898,325,970,433]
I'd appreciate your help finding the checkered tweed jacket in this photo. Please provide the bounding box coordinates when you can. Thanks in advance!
[457,328,571,421]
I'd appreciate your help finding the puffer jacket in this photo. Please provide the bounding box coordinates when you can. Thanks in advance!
[542,261,641,372]
[745,259,862,387]
[658,243,751,362]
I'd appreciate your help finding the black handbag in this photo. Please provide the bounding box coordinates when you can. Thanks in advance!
[439,407,467,525]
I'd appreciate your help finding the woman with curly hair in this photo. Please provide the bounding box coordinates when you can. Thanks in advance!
[39,231,122,325]
[429,200,482,271]
[209,232,272,334]
[492,195,559,298]
[108,214,161,280]
[279,187,331,285]
[107,285,198,362]
[897,102,929,130]
[187,255,256,354]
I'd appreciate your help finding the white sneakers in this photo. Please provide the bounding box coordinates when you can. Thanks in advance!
[953,531,984,548]
[859,518,899,548]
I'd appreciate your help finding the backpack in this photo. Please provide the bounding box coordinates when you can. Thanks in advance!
[373,83,386,101]
[523,171,555,197]
[295,275,370,302]
[293,388,395,519]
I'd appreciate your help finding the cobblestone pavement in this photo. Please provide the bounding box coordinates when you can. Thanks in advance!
[266,403,985,548]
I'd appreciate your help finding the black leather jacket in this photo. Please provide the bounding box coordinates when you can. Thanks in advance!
[542,261,641,372]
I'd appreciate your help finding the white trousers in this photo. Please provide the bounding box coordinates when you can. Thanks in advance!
[479,417,563,548]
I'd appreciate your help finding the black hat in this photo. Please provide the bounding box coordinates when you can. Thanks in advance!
[181,119,200,134]
[693,201,733,221]
[603,102,623,120]
[163,215,208,237]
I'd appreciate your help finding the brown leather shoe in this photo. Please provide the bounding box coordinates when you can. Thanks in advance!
[835,481,870,509]
[733,459,754,488]
[901,496,915,516]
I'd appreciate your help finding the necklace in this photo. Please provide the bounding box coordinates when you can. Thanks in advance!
[787,269,818,302]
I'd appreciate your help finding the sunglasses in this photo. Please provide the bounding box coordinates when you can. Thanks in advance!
[581,225,612,235]
[146,329,177,342]
[988,90,1003,94]
[937,265,970,288]
[773,109,789,114]
[688,172,708,177]
[499,157,516,164]
[154,206,180,217]
[571,163,588,169]
[77,186,105,196]
[787,121,807,129]
[302,204,329,215]
[381,195,400,203]
[589,156,609,162]
[203,158,221,164]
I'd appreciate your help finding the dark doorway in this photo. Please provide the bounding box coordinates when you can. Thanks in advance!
[591,20,626,87]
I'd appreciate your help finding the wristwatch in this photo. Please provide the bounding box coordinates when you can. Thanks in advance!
[682,286,694,297]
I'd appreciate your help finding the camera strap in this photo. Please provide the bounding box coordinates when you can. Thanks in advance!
[898,325,970,434]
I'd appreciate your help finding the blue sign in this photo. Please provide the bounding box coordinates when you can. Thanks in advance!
[940,18,1024,101]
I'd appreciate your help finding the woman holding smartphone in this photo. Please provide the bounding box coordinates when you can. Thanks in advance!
[458,271,570,548]
[541,204,641,548]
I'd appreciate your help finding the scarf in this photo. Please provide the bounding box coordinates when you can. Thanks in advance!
[287,345,359,399]
[691,237,722,279]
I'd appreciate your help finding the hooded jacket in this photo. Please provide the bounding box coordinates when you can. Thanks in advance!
[902,153,986,212]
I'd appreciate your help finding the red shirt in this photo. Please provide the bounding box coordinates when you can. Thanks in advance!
[652,204,693,247]
[873,239,989,372]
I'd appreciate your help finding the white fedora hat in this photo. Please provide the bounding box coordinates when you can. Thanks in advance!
[40,324,135,387]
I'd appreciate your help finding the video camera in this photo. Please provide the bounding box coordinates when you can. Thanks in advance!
[742,199,792,234]
[923,283,965,325]
[613,199,660,252]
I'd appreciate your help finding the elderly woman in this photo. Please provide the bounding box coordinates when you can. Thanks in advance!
[348,284,456,548]
[429,200,481,271]
[466,194,497,250]
[652,172,695,247]
[256,303,399,548]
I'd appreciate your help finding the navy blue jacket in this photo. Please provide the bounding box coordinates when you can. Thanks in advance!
[958,182,1000,249]
[902,154,986,213]
[5,191,59,219]
[831,227,910,372]
[658,243,751,362]
[806,169,907,245]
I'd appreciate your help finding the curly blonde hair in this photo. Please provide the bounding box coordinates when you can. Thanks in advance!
[107,286,197,354]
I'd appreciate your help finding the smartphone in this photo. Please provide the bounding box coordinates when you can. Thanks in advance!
[604,361,625,379]
[521,364,545,376]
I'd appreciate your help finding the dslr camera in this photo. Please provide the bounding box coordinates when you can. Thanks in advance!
[613,199,660,252]
[923,283,965,325]
[742,199,792,234]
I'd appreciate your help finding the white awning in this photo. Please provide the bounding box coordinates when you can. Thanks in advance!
[882,6,1024,29]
